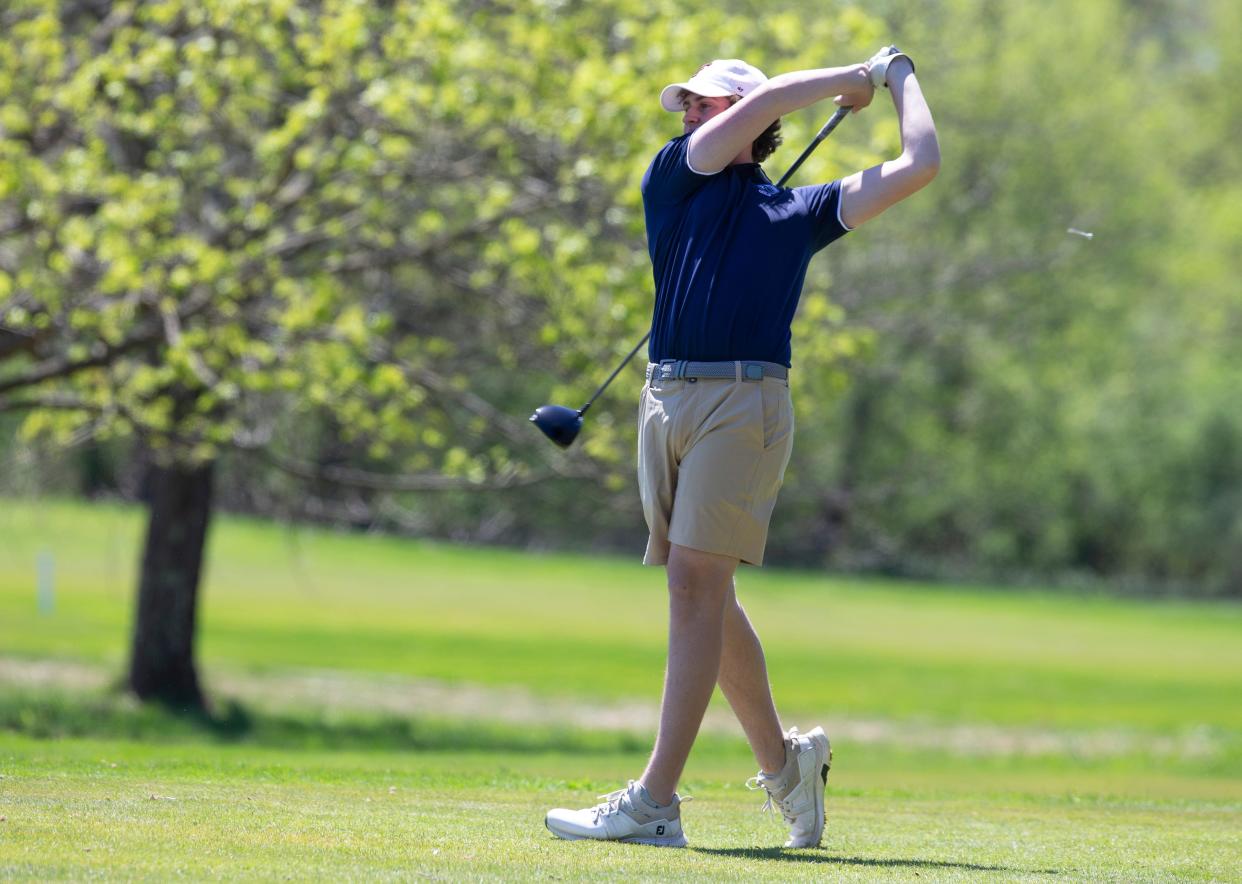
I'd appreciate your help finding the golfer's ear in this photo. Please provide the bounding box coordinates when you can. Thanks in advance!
[838,155,938,229]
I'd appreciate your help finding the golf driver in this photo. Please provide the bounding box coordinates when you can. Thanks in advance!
[531,105,852,449]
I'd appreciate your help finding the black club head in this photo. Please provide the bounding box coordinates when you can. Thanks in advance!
[529,404,583,448]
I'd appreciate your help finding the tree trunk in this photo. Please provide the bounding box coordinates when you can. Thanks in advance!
[126,458,215,709]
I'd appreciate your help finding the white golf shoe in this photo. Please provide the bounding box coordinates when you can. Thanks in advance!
[747,725,832,848]
[545,780,688,848]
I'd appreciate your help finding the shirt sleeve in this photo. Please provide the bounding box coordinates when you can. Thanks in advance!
[641,135,715,206]
[797,179,852,252]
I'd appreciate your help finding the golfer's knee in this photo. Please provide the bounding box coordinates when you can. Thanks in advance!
[666,544,736,605]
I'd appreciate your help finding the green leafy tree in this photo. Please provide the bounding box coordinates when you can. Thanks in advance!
[771,0,1242,593]
[0,0,890,704]
[0,0,622,705]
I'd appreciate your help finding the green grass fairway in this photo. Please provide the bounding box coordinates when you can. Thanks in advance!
[1,498,1241,879]
[3,733,1239,882]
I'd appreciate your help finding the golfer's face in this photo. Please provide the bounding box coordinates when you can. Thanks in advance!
[681,94,732,134]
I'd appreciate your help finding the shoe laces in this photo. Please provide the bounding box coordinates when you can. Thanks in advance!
[746,776,799,822]
[746,731,804,825]
[745,776,775,813]
[591,782,633,822]
[591,782,690,823]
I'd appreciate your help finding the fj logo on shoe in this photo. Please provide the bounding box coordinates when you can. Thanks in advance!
[656,825,665,835]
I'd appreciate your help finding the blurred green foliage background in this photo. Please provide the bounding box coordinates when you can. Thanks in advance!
[2,0,1240,594]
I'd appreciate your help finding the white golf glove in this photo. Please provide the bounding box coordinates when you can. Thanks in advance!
[866,45,915,88]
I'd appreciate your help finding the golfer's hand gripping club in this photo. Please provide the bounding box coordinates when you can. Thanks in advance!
[531,107,853,448]
[865,45,915,89]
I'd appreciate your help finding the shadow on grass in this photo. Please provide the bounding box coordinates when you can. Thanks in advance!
[693,847,1059,874]
[0,687,701,755]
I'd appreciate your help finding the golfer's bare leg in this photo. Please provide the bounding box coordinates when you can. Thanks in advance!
[639,544,736,806]
[718,587,787,774]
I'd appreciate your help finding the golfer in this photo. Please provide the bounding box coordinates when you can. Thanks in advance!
[547,47,939,848]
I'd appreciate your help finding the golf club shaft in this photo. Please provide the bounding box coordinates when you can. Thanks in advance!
[579,331,650,415]
[775,105,851,188]
[582,108,851,411]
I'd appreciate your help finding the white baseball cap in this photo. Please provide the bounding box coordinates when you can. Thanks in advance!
[660,59,768,112]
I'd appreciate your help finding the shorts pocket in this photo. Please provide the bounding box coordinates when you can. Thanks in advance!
[761,382,794,452]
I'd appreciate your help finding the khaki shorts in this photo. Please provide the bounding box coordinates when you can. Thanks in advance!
[637,368,795,566]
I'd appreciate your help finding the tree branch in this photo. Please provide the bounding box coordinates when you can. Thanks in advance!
[0,327,41,361]
[321,199,550,275]
[0,391,102,414]
[263,207,367,261]
[0,285,219,395]
[0,329,159,395]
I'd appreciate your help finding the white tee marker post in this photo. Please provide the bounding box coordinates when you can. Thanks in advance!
[37,549,54,615]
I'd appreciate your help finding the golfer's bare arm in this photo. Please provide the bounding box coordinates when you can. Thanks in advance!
[686,66,874,174]
[838,60,940,228]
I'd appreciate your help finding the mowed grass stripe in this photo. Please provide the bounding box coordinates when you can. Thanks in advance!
[2,498,1241,737]
[3,613,1238,737]
[4,498,1239,674]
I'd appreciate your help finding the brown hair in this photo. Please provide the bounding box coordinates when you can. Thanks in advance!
[752,118,783,164]
[728,95,782,164]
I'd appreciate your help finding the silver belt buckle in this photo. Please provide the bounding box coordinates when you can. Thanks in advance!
[658,359,679,380]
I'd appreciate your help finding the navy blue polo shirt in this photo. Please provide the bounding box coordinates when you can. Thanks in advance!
[641,134,850,367]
